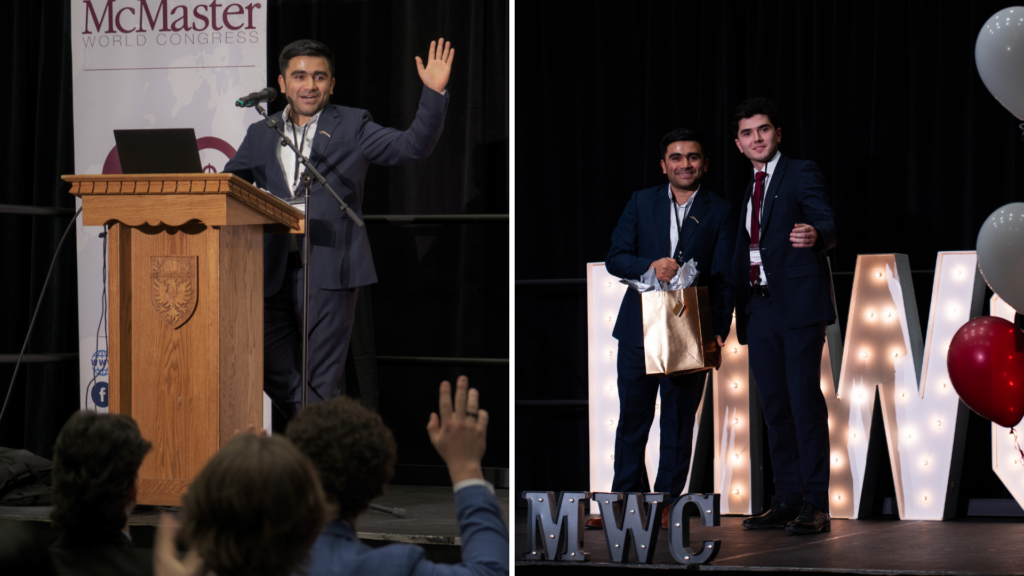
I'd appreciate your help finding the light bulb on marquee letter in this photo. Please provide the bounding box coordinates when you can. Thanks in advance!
[825,252,986,521]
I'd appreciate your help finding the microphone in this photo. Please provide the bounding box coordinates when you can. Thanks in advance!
[236,87,278,108]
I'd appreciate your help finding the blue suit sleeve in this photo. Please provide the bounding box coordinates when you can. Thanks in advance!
[606,192,655,280]
[358,86,449,166]
[709,203,738,339]
[410,486,509,576]
[223,124,255,183]
[797,161,836,252]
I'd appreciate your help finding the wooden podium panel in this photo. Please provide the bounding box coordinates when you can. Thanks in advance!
[65,174,302,506]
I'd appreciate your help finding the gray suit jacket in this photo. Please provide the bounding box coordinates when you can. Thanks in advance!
[225,86,449,295]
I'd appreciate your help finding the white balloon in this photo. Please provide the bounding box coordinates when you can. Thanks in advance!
[977,202,1024,312]
[976,7,1024,120]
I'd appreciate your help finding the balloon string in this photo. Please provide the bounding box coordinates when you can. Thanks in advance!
[1011,428,1024,461]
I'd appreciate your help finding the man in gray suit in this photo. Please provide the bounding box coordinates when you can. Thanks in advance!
[224,39,454,429]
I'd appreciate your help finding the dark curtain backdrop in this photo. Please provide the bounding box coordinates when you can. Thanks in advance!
[516,0,1024,504]
[0,0,509,473]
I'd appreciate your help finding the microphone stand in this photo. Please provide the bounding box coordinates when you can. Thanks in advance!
[248,103,401,519]
[253,103,365,227]
[251,102,367,414]
[248,103,403,520]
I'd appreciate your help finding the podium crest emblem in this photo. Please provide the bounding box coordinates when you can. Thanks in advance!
[150,256,198,328]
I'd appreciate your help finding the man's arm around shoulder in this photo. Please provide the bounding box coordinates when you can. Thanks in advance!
[795,160,836,252]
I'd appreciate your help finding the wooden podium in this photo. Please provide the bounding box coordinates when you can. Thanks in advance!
[63,173,304,505]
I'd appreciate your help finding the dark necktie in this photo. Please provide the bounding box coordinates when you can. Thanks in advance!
[750,171,766,285]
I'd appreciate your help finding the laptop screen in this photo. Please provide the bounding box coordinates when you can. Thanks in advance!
[113,128,203,174]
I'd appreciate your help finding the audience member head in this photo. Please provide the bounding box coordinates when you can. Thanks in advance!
[287,397,397,522]
[50,411,151,534]
[178,433,326,576]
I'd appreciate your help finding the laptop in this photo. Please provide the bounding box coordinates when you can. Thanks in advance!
[113,128,203,174]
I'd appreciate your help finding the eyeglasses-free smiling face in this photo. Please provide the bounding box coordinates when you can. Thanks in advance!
[278,55,335,125]
[734,114,782,167]
[660,140,708,192]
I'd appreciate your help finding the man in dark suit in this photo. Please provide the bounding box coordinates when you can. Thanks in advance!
[224,39,453,428]
[588,129,736,530]
[730,98,837,534]
[48,412,153,575]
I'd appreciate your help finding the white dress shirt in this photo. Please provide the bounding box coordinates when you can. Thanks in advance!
[745,150,781,286]
[669,185,699,260]
[277,104,322,198]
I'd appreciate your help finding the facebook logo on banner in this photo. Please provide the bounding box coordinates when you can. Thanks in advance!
[91,382,108,408]
[91,350,108,376]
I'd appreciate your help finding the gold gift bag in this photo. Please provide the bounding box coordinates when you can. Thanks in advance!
[641,285,721,377]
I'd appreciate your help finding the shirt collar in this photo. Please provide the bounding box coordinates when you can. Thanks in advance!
[667,184,700,207]
[282,104,322,128]
[754,150,782,178]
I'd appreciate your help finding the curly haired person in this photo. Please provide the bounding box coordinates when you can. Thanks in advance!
[287,376,508,576]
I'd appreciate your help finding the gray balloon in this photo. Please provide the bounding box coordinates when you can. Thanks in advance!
[976,7,1024,120]
[977,203,1024,311]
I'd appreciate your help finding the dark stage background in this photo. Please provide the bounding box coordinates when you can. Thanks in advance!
[516,0,1024,512]
[0,0,509,477]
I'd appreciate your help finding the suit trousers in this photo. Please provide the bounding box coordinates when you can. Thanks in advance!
[746,294,830,511]
[612,342,706,497]
[264,258,358,432]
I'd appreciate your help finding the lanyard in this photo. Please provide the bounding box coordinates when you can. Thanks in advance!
[290,118,311,193]
[671,195,690,264]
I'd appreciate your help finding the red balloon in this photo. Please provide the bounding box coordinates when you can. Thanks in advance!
[947,316,1024,428]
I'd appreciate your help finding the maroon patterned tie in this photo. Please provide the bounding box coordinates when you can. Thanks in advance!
[750,171,766,285]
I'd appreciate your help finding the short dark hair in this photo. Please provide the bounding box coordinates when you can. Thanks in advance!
[732,98,780,136]
[660,128,704,159]
[50,412,152,533]
[279,39,335,76]
[287,397,397,519]
[180,434,326,576]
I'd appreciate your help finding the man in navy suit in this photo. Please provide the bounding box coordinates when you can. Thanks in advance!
[224,39,453,429]
[588,129,737,530]
[730,98,837,534]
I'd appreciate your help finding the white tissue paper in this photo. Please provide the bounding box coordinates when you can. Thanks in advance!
[619,259,699,293]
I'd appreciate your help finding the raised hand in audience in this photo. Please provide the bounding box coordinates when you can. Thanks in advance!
[154,513,201,576]
[426,375,488,485]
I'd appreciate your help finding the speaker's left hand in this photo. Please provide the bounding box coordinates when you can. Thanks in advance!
[416,38,454,94]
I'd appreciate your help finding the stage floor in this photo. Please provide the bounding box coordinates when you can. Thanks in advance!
[1,485,509,554]
[516,512,1024,575]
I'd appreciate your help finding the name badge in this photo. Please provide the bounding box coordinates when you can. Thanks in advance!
[750,243,762,266]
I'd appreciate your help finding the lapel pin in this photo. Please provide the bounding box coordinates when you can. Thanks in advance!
[319,130,331,137]
[690,216,699,224]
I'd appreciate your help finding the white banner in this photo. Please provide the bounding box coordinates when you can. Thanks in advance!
[70,0,267,417]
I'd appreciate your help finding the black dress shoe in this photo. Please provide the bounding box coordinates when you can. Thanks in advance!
[785,502,831,534]
[741,501,801,529]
